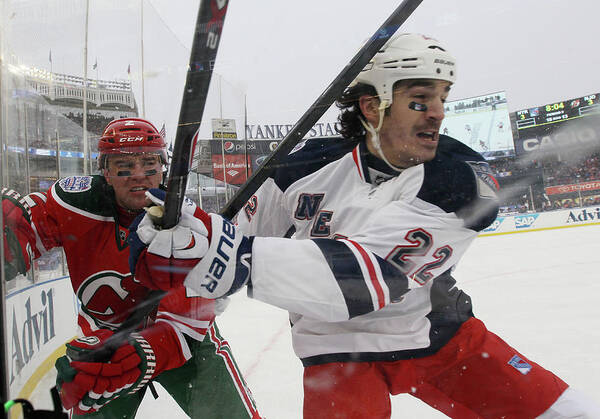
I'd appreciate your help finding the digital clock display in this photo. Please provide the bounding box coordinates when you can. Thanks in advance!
[515,93,599,130]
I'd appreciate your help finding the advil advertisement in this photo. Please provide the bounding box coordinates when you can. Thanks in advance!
[6,277,78,400]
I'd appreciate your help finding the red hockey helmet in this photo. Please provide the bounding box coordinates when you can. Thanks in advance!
[97,117,168,170]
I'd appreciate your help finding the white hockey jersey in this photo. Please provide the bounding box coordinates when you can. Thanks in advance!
[236,135,499,366]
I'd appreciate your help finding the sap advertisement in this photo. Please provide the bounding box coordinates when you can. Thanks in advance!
[480,207,600,235]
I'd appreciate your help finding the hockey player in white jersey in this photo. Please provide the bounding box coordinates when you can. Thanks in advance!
[130,34,599,418]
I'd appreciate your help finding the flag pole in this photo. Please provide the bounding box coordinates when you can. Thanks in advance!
[82,0,90,175]
[140,0,146,117]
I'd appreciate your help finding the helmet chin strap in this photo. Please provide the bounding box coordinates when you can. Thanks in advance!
[359,99,405,173]
[360,100,431,173]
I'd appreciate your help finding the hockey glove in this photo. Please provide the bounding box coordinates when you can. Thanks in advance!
[128,188,211,291]
[184,213,254,299]
[2,188,34,280]
[55,325,167,415]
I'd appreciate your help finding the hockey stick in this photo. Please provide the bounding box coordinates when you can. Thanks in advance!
[163,0,229,229]
[77,0,229,363]
[220,0,422,219]
[80,0,420,362]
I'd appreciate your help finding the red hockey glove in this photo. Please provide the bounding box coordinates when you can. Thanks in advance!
[55,322,182,416]
[128,188,212,290]
[183,213,253,299]
[2,188,34,280]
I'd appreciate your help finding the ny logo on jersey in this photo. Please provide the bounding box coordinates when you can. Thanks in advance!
[507,355,532,375]
[466,161,499,199]
[294,193,333,237]
[294,193,325,220]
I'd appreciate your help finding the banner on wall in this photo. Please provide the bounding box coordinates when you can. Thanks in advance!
[211,118,238,140]
[545,180,600,195]
[6,277,78,399]
[480,206,600,235]
[209,139,282,185]
[211,154,251,185]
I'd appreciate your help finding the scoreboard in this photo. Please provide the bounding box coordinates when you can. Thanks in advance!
[515,93,599,130]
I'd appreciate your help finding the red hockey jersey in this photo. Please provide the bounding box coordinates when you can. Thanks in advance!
[21,175,214,363]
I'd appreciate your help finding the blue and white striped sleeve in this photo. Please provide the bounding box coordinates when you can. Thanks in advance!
[249,237,409,321]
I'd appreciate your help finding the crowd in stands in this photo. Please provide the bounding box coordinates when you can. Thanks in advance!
[488,153,600,214]
[543,153,600,187]
[488,157,538,178]
[64,112,114,136]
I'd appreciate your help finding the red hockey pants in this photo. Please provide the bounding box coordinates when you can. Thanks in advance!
[303,317,567,419]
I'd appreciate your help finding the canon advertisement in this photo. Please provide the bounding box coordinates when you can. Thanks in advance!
[513,94,600,156]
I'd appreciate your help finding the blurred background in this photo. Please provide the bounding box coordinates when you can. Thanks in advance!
[1,1,599,417]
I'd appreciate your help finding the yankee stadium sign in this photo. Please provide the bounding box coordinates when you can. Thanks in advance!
[245,122,341,139]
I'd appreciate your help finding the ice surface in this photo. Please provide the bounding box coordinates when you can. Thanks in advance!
[29,225,600,418]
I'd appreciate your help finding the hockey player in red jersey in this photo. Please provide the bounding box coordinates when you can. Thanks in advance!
[129,35,599,418]
[1,118,260,418]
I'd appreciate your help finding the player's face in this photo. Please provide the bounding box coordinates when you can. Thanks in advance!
[104,153,162,211]
[370,79,451,168]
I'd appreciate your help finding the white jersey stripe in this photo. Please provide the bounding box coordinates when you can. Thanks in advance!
[156,310,212,329]
[155,319,192,361]
[157,315,208,342]
[208,325,259,417]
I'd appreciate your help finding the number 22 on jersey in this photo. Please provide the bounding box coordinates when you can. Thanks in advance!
[386,228,453,285]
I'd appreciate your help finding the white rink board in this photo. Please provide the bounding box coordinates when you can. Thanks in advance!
[481,207,600,235]
[6,276,78,403]
[27,225,600,418]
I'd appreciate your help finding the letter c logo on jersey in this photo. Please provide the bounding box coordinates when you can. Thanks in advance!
[77,271,150,327]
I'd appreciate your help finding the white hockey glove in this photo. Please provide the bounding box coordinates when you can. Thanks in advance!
[184,213,254,299]
[128,189,210,290]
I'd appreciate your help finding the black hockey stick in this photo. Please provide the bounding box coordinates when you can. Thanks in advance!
[101,1,422,362]
[79,0,421,363]
[163,0,229,229]
[220,0,422,219]
[77,0,229,364]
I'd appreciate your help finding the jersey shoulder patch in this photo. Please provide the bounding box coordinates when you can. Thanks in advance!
[57,176,94,193]
[53,175,114,217]
[418,135,499,231]
[464,160,499,200]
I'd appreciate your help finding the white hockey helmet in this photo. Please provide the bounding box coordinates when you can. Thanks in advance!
[353,33,457,106]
